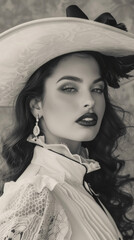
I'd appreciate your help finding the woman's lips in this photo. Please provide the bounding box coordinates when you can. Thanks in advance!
[76,112,98,127]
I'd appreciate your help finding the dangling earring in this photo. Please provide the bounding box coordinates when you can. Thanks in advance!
[33,115,40,141]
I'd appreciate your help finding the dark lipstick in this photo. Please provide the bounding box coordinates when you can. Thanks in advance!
[76,112,98,127]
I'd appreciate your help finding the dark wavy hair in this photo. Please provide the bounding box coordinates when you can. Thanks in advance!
[1,51,134,240]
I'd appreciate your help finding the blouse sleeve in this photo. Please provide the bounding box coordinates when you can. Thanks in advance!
[0,176,72,240]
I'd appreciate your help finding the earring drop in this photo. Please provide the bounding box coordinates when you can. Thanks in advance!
[33,115,40,141]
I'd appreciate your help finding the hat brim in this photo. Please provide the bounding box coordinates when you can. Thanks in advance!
[0,17,134,106]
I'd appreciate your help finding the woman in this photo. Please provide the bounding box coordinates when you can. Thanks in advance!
[0,5,134,240]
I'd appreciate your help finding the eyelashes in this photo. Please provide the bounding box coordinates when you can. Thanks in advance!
[61,86,77,93]
[92,88,104,94]
[60,85,105,94]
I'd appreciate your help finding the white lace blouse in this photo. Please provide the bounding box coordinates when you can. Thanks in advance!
[0,136,123,240]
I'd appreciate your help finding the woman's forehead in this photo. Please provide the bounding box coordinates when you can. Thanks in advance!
[44,54,103,87]
[51,53,100,76]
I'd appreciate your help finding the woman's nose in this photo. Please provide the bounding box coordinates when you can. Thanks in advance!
[82,92,95,109]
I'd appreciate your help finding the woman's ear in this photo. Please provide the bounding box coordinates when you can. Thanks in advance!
[29,98,43,118]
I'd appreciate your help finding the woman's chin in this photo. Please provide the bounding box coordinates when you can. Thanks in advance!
[80,135,96,142]
[66,133,98,142]
[75,130,99,142]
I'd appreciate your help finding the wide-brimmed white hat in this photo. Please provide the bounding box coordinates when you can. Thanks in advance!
[0,5,134,106]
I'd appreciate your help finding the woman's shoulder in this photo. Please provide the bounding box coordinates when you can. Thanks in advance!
[0,174,53,213]
[0,173,72,240]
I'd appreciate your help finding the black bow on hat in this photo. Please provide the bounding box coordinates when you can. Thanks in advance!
[66,5,127,31]
[66,5,134,88]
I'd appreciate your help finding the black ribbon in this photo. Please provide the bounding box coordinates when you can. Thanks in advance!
[66,5,127,32]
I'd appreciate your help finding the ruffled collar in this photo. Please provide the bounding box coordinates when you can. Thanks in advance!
[27,135,101,175]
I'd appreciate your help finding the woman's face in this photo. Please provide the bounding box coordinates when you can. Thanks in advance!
[40,54,106,143]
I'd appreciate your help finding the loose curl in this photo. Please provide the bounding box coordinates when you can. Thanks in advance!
[1,51,134,240]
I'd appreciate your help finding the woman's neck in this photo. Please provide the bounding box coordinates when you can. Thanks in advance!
[44,134,81,155]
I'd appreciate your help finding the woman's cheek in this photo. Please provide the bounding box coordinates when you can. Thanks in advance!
[48,94,76,115]
[42,99,66,123]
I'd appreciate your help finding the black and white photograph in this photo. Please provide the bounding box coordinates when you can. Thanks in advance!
[0,1,134,239]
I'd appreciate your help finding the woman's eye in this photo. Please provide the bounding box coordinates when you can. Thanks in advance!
[62,87,77,93]
[92,88,104,94]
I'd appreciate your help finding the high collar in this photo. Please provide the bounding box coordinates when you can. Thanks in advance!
[27,135,89,162]
[27,135,101,183]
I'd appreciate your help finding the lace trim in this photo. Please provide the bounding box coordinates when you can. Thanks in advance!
[0,184,72,240]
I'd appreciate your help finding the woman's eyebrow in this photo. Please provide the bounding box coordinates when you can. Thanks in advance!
[56,75,104,84]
